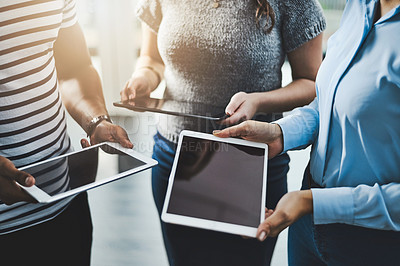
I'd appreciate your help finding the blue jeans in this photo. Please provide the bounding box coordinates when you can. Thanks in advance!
[288,167,400,266]
[152,132,289,266]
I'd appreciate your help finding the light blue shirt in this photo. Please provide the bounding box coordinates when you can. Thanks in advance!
[277,0,400,230]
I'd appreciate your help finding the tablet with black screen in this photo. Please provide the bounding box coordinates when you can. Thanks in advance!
[161,130,267,237]
[113,98,228,121]
[19,142,157,203]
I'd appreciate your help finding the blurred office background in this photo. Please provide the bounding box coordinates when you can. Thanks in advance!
[65,1,346,265]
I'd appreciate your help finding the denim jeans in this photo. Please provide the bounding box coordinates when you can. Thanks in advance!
[152,132,290,266]
[288,168,400,266]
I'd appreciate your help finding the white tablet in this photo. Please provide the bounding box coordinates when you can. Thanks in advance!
[161,130,268,238]
[19,142,157,203]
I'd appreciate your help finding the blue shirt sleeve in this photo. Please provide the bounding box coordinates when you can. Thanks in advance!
[275,98,319,152]
[312,183,400,231]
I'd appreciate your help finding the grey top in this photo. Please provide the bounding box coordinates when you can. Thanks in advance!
[136,0,326,143]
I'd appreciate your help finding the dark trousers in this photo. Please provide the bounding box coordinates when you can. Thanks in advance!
[152,132,289,266]
[288,166,400,266]
[0,192,93,266]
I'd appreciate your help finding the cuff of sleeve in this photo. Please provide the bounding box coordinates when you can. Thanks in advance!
[311,187,354,225]
[274,115,299,153]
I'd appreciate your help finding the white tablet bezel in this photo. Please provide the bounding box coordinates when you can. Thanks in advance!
[19,142,158,203]
[161,130,268,238]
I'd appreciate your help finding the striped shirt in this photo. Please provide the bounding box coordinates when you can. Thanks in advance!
[0,0,78,234]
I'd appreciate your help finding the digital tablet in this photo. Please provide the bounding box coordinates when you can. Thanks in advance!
[113,98,229,121]
[19,142,158,203]
[161,130,268,237]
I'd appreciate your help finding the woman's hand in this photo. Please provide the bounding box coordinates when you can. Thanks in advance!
[0,156,37,205]
[81,121,133,149]
[213,120,284,158]
[242,208,274,240]
[256,190,313,241]
[120,70,154,101]
[221,92,261,125]
[120,24,164,102]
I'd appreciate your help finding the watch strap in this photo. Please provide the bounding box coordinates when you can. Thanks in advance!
[86,114,112,137]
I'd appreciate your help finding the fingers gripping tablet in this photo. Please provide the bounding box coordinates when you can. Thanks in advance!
[18,142,157,203]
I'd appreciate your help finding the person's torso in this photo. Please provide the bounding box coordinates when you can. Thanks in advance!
[155,0,287,142]
[311,0,400,188]
[0,0,73,167]
[158,0,285,105]
[0,0,76,235]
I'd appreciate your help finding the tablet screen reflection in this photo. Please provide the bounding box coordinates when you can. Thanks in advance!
[23,144,146,197]
[167,136,265,227]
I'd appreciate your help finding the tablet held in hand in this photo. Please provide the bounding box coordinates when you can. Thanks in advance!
[19,142,157,203]
[161,130,268,238]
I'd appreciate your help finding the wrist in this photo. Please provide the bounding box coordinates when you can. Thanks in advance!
[250,92,263,113]
[272,123,283,144]
[255,91,273,113]
[299,190,313,215]
[263,123,284,158]
[133,67,160,90]
[86,114,112,138]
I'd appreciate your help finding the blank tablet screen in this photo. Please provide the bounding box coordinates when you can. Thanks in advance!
[166,136,265,227]
[22,144,146,197]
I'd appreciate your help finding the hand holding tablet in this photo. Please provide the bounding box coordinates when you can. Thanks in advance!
[162,130,268,237]
[19,129,267,238]
[114,97,229,121]
[19,142,157,203]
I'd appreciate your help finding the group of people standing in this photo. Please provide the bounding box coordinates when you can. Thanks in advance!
[1,0,399,265]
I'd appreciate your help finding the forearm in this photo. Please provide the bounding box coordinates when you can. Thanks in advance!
[255,78,316,114]
[59,65,108,134]
[312,182,400,231]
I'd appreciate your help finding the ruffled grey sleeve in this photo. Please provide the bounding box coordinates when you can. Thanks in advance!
[281,0,326,52]
[135,0,162,33]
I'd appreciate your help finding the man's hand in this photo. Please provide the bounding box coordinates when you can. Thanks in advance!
[0,156,37,205]
[213,120,284,158]
[256,190,313,241]
[80,121,133,149]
